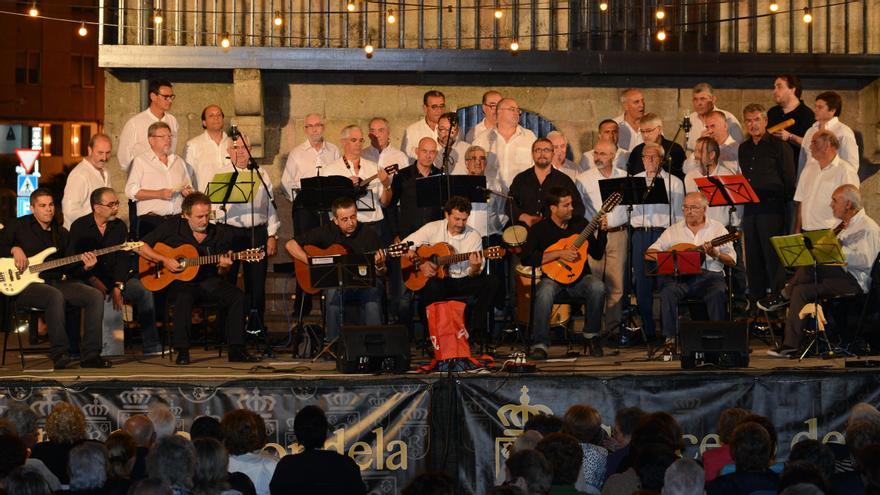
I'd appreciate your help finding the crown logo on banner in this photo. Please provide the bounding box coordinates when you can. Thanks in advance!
[119,388,152,408]
[30,392,59,419]
[237,388,276,414]
[82,398,110,419]
[496,386,553,437]
[324,386,358,410]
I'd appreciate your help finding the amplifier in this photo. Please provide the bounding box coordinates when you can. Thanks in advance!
[336,325,410,374]
[679,320,749,369]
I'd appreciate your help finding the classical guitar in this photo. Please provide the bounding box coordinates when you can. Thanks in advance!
[667,231,742,252]
[401,243,506,291]
[0,242,144,296]
[138,243,265,292]
[541,192,623,284]
[356,164,400,192]
[293,241,412,294]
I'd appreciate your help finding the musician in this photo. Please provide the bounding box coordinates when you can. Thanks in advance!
[465,90,503,143]
[645,192,735,352]
[798,91,860,176]
[183,104,231,192]
[402,196,500,342]
[519,186,607,360]
[768,75,816,159]
[508,138,585,228]
[626,113,686,179]
[135,192,261,365]
[631,143,685,341]
[401,90,446,161]
[614,89,646,153]
[739,103,796,300]
[579,120,629,171]
[472,98,537,190]
[763,185,880,357]
[547,130,582,180]
[575,139,628,340]
[285,196,387,344]
[363,117,409,172]
[793,130,860,233]
[684,83,745,153]
[683,111,740,176]
[124,121,194,238]
[462,145,508,240]
[213,135,280,335]
[62,134,112,229]
[0,188,109,369]
[435,112,471,174]
[67,188,161,356]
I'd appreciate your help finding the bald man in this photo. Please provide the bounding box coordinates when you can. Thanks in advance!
[473,97,538,190]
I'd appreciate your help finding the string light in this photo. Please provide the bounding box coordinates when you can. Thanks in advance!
[386,9,396,23]
[220,32,231,48]
[494,8,503,18]
[346,1,356,12]
[153,9,163,25]
[802,7,812,22]
[364,42,374,56]
[769,2,779,11]
[509,39,519,51]
[599,2,609,11]
[28,2,39,16]
[655,7,665,19]
[273,11,283,26]
[78,21,88,36]
[656,29,667,40]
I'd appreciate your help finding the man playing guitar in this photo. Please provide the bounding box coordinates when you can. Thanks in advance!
[136,192,262,365]
[285,196,388,345]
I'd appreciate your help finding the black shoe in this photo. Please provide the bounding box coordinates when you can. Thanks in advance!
[53,354,72,370]
[80,357,112,368]
[175,349,191,365]
[757,294,789,312]
[228,348,262,363]
[590,337,604,358]
[528,346,548,361]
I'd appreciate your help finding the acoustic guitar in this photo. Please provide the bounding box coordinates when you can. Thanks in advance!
[138,243,265,292]
[667,231,742,253]
[293,241,412,294]
[541,192,623,284]
[0,241,143,296]
[355,163,400,194]
[401,243,506,291]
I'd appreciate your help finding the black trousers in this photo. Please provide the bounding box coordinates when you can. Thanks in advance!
[226,224,269,328]
[743,210,786,298]
[784,266,861,348]
[419,274,500,335]
[168,278,246,350]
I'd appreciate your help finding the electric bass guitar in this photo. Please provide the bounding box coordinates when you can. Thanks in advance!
[293,241,413,294]
[401,243,506,291]
[138,243,265,292]
[0,242,144,296]
[541,192,623,284]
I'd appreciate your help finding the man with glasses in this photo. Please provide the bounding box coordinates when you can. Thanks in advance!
[465,90,503,143]
[626,113,686,179]
[509,138,585,228]
[124,122,194,238]
[68,187,162,357]
[118,79,179,173]
[684,83,744,154]
[62,134,112,229]
[401,90,447,161]
[435,112,471,174]
[579,120,629,171]
[473,97,537,190]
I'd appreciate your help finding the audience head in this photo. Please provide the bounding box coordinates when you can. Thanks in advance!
[631,412,685,454]
[192,437,231,495]
[536,433,583,486]
[106,430,137,481]
[68,441,109,490]
[730,421,772,472]
[293,405,329,450]
[613,407,646,447]
[221,409,267,456]
[780,484,826,495]
[147,403,177,439]
[513,430,543,454]
[146,435,195,491]
[718,408,751,445]
[661,458,704,495]
[562,404,603,445]
[778,460,830,494]
[789,439,834,480]
[506,448,553,495]
[635,443,678,492]
[400,471,455,495]
[124,414,156,448]
[741,414,778,460]
[0,418,18,437]
[0,434,27,481]
[857,444,880,493]
[190,416,224,442]
[846,419,880,466]
[129,477,174,495]
[488,485,529,495]
[3,466,54,495]
[848,402,880,427]
[46,401,86,444]
[2,404,37,449]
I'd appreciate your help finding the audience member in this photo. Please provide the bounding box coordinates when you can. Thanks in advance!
[30,401,87,484]
[2,405,61,490]
[401,471,456,495]
[506,449,553,495]
[778,460,830,494]
[703,407,750,482]
[0,434,27,487]
[524,414,564,437]
[489,485,530,495]
[707,421,778,495]
[129,477,175,495]
[858,444,880,495]
[834,419,880,494]
[662,459,704,495]
[562,405,608,494]
[66,441,110,495]
[536,432,587,494]
[269,405,365,495]
[779,483,825,495]
[105,430,136,495]
[514,430,544,454]
[124,414,156,482]
[715,413,782,477]
[3,466,53,495]
[192,437,240,495]
[221,409,277,495]
[146,435,196,494]
[634,443,678,493]
[148,403,178,439]
[788,439,835,482]
[191,416,225,442]
[604,407,646,480]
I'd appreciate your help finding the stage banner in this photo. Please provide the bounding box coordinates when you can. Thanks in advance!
[456,372,880,494]
[0,380,432,494]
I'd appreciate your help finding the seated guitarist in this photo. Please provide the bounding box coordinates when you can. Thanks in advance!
[285,196,387,344]
[645,192,736,355]
[136,192,261,365]
[0,188,109,369]
[520,186,607,360]
[402,196,500,343]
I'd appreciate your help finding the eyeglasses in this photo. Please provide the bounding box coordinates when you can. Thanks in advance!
[346,137,365,143]
[157,93,176,101]
[683,205,704,211]
[533,147,553,153]
[98,201,120,208]
[427,104,446,110]
[639,126,660,133]
[499,107,522,114]
[304,123,324,129]
[642,154,662,161]
[483,102,499,108]
[150,133,172,139]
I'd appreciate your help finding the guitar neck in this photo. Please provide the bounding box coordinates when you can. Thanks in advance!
[435,249,490,266]
[29,244,127,273]
[181,252,246,267]
[571,211,605,249]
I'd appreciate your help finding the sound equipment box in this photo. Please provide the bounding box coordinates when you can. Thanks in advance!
[336,325,410,374]
[679,320,749,369]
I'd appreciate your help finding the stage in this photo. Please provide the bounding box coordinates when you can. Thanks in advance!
[1,334,879,495]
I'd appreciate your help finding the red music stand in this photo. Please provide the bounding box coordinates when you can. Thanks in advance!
[651,251,703,277]
[693,174,760,209]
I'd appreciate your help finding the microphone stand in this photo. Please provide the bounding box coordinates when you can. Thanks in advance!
[441,121,457,205]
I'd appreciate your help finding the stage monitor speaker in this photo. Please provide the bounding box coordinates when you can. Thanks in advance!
[336,324,410,374]
[679,320,749,369]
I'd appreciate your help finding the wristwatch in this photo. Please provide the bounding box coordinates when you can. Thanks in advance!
[115,282,125,291]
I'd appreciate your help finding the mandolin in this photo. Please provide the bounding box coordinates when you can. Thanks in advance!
[293,241,412,294]
[138,243,265,292]
[667,231,742,252]
[401,243,506,291]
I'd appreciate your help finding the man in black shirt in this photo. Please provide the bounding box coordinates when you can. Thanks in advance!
[508,139,585,228]
[67,188,162,356]
[627,113,687,180]
[136,192,261,365]
[768,74,816,159]
[286,196,387,343]
[739,104,796,300]
[520,186,607,359]
[0,188,109,369]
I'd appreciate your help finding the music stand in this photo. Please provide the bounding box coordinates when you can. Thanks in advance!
[416,174,487,207]
[297,176,359,212]
[771,231,847,360]
[206,175,256,204]
[308,253,377,361]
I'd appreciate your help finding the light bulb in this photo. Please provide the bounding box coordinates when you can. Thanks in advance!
[387,10,396,23]
[494,9,503,18]
[769,2,779,12]
[364,43,374,55]
[347,2,356,11]
[510,40,519,51]
[802,8,812,22]
[273,11,283,26]
[220,33,231,49]
[28,3,38,16]
[655,8,665,19]
[153,9,163,24]
[78,22,88,36]
[599,2,608,11]
[656,29,667,41]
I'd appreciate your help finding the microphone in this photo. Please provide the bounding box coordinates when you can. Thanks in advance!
[682,115,692,133]
[229,122,241,140]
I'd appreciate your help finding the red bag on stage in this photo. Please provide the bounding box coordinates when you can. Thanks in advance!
[425,300,472,361]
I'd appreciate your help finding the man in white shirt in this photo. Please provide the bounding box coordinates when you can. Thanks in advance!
[685,82,744,153]
[794,130,860,233]
[763,185,880,357]
[118,79,179,174]
[183,104,231,192]
[547,130,581,180]
[473,97,537,190]
[798,91,860,177]
[683,110,740,175]
[465,90,503,143]
[62,134,112,229]
[363,117,409,170]
[124,122,193,237]
[576,140,629,338]
[614,89,646,152]
[462,145,508,239]
[631,143,685,340]
[646,192,736,350]
[435,112,471,174]
[401,90,446,160]
[579,119,629,171]
[281,113,341,236]
[403,196,500,343]
[322,125,392,241]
